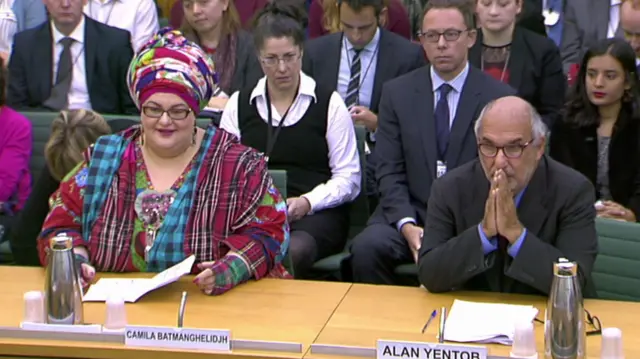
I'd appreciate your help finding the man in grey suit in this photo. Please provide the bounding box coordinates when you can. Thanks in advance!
[561,0,624,72]
[348,0,515,285]
[418,96,598,296]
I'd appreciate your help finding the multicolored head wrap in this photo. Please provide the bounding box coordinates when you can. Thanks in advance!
[126,28,218,114]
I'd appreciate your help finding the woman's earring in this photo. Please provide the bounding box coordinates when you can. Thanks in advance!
[192,125,197,145]
[140,129,145,146]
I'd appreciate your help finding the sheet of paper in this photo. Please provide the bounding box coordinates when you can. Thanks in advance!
[83,255,196,303]
[443,299,539,345]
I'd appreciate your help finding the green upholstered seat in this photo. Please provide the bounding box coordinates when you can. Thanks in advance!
[592,218,640,301]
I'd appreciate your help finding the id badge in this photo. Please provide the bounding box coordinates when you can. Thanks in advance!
[543,9,560,26]
[436,160,447,178]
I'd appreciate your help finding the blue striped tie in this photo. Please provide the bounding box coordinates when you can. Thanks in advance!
[345,49,362,109]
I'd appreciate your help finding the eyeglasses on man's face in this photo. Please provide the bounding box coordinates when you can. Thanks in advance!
[260,53,301,67]
[142,106,193,120]
[417,29,468,43]
[477,140,534,159]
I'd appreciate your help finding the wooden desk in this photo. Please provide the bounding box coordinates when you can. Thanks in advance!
[308,284,640,359]
[0,266,351,359]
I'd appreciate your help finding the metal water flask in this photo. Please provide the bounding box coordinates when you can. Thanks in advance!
[44,233,84,325]
[544,258,586,359]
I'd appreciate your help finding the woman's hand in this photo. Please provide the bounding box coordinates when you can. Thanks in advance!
[597,201,637,222]
[78,263,96,292]
[194,261,216,295]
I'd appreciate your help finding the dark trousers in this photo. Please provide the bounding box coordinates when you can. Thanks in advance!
[288,205,350,279]
[348,223,418,285]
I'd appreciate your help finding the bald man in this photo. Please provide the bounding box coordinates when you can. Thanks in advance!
[418,96,598,297]
[620,0,640,68]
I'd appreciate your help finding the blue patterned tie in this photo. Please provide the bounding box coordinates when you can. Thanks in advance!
[345,49,362,109]
[434,84,453,160]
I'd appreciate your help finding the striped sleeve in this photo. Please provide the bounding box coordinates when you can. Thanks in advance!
[208,180,289,295]
[37,162,89,266]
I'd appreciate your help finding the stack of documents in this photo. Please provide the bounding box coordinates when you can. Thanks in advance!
[443,299,539,345]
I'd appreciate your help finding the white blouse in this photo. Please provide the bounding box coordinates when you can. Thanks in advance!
[0,0,16,55]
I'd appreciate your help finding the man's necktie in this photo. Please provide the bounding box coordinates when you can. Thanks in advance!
[434,84,453,160]
[345,49,362,109]
[636,63,640,75]
[43,37,74,111]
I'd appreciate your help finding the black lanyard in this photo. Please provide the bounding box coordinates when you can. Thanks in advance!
[264,83,297,162]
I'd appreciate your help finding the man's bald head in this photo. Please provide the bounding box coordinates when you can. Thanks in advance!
[474,96,547,194]
[474,96,547,141]
[621,0,640,57]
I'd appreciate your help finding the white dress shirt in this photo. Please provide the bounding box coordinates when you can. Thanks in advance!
[84,0,159,53]
[395,63,470,232]
[608,0,622,38]
[51,16,92,110]
[0,0,16,54]
[220,72,361,213]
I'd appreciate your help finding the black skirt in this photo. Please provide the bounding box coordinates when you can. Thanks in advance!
[290,203,350,260]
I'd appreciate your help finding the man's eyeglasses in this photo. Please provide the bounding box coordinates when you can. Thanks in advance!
[142,106,192,120]
[477,140,534,159]
[533,309,602,336]
[260,53,301,67]
[417,29,468,43]
[585,309,602,336]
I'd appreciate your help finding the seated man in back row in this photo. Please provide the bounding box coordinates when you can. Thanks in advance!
[418,96,599,297]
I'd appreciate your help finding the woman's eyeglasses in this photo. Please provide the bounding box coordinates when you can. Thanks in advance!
[260,53,301,67]
[142,106,192,120]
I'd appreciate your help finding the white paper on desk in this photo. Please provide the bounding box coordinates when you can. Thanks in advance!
[82,255,196,303]
[443,299,539,345]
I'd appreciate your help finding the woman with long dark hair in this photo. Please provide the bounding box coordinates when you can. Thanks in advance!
[550,38,640,222]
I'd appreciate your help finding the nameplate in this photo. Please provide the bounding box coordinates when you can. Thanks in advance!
[21,322,103,334]
[377,340,487,359]
[125,325,231,351]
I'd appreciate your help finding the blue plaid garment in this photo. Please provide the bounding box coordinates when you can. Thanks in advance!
[82,126,216,272]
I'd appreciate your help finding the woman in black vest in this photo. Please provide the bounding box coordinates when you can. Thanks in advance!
[219,1,361,278]
[550,38,640,223]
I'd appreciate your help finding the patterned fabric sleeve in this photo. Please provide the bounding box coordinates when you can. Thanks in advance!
[208,168,289,295]
[37,162,89,266]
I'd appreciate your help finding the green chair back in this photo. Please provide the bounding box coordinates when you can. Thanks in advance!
[310,125,369,276]
[267,169,293,276]
[592,218,640,301]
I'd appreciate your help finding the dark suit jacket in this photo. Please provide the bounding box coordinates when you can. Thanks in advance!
[470,27,565,128]
[518,0,546,36]
[418,156,598,297]
[302,28,426,114]
[549,112,640,220]
[227,31,263,95]
[370,65,515,227]
[560,0,620,72]
[7,17,136,115]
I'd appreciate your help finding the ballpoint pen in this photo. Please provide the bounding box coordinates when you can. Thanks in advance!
[421,309,438,333]
[438,306,447,343]
[177,291,188,328]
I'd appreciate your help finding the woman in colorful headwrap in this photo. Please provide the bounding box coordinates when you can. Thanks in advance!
[37,28,291,295]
